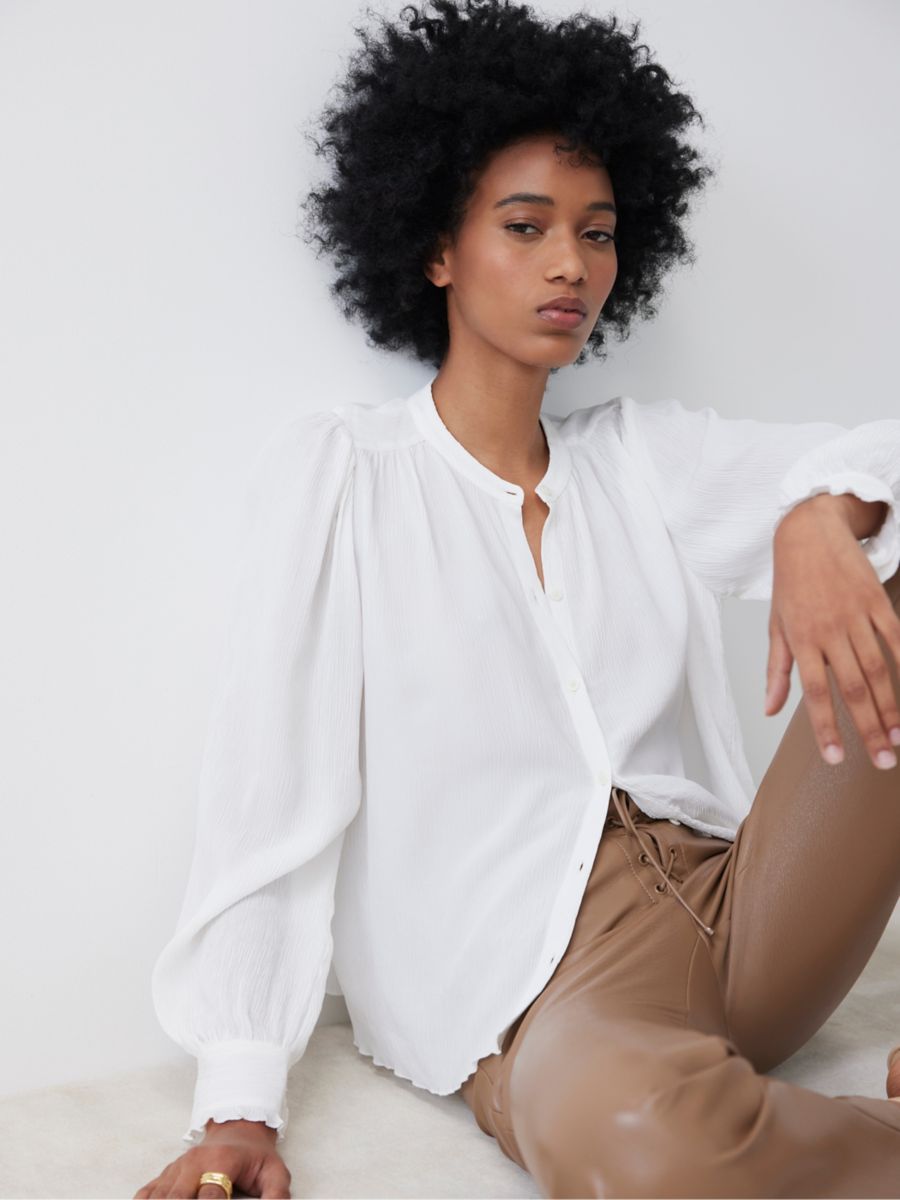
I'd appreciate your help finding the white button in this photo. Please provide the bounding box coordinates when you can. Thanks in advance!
[548,586,563,601]
[566,678,580,692]
[668,818,681,826]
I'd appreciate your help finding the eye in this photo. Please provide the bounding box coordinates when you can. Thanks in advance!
[504,222,615,243]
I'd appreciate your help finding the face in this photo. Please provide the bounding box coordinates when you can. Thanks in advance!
[424,131,618,369]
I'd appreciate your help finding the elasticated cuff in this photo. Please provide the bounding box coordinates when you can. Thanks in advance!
[183,1039,289,1145]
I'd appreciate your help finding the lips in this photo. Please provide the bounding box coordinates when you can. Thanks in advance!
[537,295,587,315]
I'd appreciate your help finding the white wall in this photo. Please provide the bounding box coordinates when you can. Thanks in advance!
[1,0,897,1098]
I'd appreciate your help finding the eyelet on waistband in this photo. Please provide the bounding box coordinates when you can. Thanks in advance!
[638,852,650,864]
[654,882,667,893]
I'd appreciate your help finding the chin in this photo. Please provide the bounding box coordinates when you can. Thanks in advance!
[539,343,586,368]
[497,333,586,371]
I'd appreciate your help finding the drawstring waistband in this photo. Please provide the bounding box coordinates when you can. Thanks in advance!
[610,786,715,939]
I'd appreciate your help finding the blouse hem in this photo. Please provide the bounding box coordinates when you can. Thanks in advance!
[351,1032,508,1098]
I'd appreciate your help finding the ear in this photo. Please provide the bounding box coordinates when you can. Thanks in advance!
[423,234,451,288]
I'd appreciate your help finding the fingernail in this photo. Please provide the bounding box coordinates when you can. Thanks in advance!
[890,727,900,747]
[875,749,898,770]
[823,744,844,765]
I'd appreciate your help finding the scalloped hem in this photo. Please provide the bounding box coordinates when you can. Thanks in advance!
[182,1107,286,1145]
[351,1031,509,1097]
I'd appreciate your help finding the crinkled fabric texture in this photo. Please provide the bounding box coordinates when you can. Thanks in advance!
[150,375,900,1141]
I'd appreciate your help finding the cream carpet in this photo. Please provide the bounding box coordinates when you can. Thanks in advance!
[3,926,900,1199]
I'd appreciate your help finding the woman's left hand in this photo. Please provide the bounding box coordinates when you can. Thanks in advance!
[766,493,900,769]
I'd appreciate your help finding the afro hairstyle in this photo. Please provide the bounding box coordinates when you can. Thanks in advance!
[297,0,717,371]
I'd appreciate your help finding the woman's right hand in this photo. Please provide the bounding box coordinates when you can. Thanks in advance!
[133,1118,292,1198]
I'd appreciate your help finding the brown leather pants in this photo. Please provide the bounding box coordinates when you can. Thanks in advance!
[461,562,900,1197]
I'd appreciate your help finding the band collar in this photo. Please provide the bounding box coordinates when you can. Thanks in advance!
[406,374,572,508]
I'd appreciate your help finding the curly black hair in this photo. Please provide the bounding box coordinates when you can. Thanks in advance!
[297,0,718,371]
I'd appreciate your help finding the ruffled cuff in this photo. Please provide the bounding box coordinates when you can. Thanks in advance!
[775,471,900,585]
[182,1040,289,1145]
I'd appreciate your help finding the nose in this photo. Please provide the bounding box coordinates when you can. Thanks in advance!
[545,233,590,283]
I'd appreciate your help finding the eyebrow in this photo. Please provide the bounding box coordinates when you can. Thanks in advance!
[493,192,617,215]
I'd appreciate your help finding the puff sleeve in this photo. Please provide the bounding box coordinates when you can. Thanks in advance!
[619,395,900,601]
[150,409,363,1145]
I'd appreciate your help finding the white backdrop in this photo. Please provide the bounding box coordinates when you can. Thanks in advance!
[1,0,898,1099]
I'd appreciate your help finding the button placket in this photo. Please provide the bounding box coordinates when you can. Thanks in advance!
[500,489,615,976]
[538,521,578,658]
[520,541,607,779]
[411,384,604,979]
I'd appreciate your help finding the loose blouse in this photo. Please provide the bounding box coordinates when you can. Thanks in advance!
[151,373,900,1144]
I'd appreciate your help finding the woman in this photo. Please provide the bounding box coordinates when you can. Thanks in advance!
[136,1,900,1196]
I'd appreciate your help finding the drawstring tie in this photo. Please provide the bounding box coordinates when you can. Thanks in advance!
[610,786,715,939]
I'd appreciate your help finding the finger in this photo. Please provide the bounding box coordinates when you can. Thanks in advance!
[793,643,844,764]
[802,634,896,770]
[765,621,794,715]
[845,617,900,766]
[260,1183,292,1197]
[171,1184,210,1200]
[870,601,900,747]
[146,1162,179,1198]
[163,1179,201,1200]
[136,1177,166,1198]
[259,1157,292,1199]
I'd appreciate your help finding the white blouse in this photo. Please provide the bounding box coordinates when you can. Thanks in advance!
[151,373,900,1145]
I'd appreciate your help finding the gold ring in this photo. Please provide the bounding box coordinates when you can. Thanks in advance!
[198,1170,233,1199]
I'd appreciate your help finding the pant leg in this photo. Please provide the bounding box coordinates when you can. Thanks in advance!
[460,564,900,1197]
[460,803,713,1177]
[463,785,900,1196]
[504,1005,900,1199]
[710,560,900,1072]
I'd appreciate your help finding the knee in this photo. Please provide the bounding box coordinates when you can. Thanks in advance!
[510,1028,772,1198]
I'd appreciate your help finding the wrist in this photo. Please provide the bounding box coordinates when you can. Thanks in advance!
[779,492,888,541]
[204,1117,278,1143]
[838,493,888,539]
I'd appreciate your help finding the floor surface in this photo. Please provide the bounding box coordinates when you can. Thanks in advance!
[4,926,900,1198]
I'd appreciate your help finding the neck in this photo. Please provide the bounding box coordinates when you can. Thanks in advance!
[429,357,551,487]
